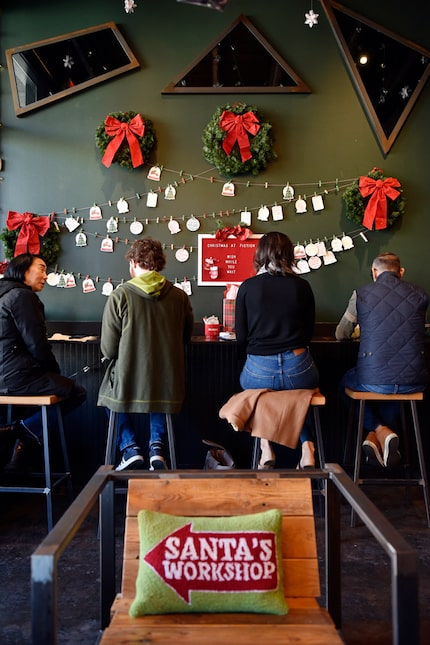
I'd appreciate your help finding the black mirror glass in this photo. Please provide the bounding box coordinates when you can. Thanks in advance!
[6,22,140,116]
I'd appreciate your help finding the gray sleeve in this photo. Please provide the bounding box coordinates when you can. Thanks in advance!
[335,290,358,340]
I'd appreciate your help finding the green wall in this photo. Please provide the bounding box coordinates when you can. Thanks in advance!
[1,0,430,323]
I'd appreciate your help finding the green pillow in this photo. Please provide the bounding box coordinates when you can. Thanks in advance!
[129,507,288,616]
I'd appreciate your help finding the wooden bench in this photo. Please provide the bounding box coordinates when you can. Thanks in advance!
[31,466,420,645]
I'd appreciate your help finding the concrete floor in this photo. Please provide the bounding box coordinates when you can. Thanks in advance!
[0,479,429,644]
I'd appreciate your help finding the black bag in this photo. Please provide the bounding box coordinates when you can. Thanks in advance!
[203,439,235,470]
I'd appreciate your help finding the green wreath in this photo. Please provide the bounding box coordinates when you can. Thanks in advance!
[95,111,157,169]
[343,168,405,229]
[0,224,61,267]
[202,103,276,177]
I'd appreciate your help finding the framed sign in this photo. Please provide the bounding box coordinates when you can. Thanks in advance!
[198,234,261,286]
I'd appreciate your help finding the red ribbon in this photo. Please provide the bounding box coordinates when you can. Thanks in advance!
[219,111,260,162]
[359,176,401,230]
[102,114,145,168]
[6,211,51,257]
[215,225,251,242]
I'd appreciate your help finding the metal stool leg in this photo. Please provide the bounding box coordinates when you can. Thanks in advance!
[251,436,260,470]
[313,407,325,468]
[55,403,73,503]
[104,410,118,466]
[165,414,176,470]
[410,401,430,527]
[41,405,53,532]
[351,400,365,527]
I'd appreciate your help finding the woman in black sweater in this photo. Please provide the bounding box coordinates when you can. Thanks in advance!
[235,232,319,468]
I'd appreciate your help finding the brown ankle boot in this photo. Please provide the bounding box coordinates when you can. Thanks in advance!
[375,425,401,467]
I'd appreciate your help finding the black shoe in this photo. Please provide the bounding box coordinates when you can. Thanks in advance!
[14,420,42,446]
[4,439,29,473]
[0,423,15,435]
[149,443,168,471]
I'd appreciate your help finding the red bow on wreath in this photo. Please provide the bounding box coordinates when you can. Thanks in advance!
[215,225,251,242]
[6,211,51,257]
[219,111,260,162]
[102,114,145,168]
[359,175,401,230]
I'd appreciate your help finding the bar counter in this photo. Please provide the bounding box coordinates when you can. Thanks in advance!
[45,322,430,484]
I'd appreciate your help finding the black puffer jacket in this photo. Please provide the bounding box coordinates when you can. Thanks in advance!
[356,271,429,385]
[0,279,60,393]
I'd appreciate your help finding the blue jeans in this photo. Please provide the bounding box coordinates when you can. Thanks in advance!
[239,348,319,443]
[113,412,166,452]
[341,367,426,432]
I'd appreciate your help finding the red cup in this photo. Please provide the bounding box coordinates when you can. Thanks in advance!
[204,323,220,338]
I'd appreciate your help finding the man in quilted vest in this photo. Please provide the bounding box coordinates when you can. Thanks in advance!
[336,252,428,467]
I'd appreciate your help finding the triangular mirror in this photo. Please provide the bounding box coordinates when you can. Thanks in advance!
[320,0,430,154]
[162,14,311,94]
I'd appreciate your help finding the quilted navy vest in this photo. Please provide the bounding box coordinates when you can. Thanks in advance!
[356,271,429,385]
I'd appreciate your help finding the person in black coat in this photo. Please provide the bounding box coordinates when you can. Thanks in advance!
[0,253,86,471]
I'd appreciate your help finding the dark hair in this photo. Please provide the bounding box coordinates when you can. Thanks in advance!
[372,252,401,275]
[3,253,45,282]
[125,237,166,271]
[254,232,295,275]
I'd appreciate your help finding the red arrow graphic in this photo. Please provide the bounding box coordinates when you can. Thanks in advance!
[144,522,279,604]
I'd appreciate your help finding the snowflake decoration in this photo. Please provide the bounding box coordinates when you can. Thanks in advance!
[124,0,137,13]
[63,55,74,69]
[305,9,319,28]
[400,86,411,100]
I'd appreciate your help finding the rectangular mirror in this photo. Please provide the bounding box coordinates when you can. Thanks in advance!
[6,22,140,116]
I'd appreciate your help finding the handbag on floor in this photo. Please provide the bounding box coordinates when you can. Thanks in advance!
[203,439,235,470]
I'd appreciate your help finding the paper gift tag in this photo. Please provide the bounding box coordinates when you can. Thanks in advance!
[282,183,295,201]
[106,216,118,233]
[168,219,181,234]
[130,220,143,235]
[146,192,158,208]
[312,194,325,211]
[323,251,337,265]
[173,281,183,290]
[222,182,235,197]
[75,231,87,247]
[164,185,176,200]
[331,237,343,252]
[305,242,318,257]
[295,197,307,214]
[342,235,354,250]
[272,205,284,221]
[297,259,311,273]
[181,278,192,295]
[240,211,252,227]
[89,205,102,220]
[56,274,66,288]
[147,166,161,181]
[316,241,327,256]
[100,237,114,252]
[82,277,96,293]
[186,216,200,231]
[65,216,80,232]
[117,198,129,214]
[64,273,77,288]
[308,255,322,270]
[46,272,60,286]
[294,244,306,259]
[257,205,270,221]
[102,281,114,296]
[175,247,189,262]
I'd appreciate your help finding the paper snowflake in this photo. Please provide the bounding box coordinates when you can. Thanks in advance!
[124,0,137,13]
[63,55,74,69]
[305,9,319,28]
[400,86,411,100]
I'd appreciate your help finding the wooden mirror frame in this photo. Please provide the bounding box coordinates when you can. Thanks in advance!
[320,0,430,154]
[6,22,140,117]
[162,14,311,94]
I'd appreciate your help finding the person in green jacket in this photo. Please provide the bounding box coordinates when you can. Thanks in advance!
[97,237,194,470]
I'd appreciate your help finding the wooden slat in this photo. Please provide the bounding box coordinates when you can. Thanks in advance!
[99,622,343,644]
[127,477,314,517]
[345,387,423,401]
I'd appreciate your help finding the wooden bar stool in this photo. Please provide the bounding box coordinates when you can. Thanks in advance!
[344,388,430,527]
[0,395,72,532]
[251,389,326,469]
[104,410,177,469]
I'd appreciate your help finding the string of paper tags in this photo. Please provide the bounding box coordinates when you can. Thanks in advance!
[294,235,354,273]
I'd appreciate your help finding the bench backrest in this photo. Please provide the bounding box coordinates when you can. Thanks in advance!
[123,475,320,601]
